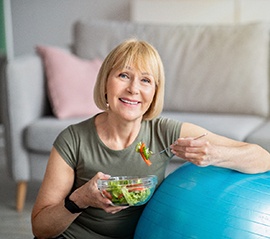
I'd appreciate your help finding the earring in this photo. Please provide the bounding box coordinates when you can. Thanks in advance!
[105,94,109,110]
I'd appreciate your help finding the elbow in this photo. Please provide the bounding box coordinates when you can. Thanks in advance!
[31,218,52,239]
[31,216,65,239]
[31,212,42,238]
[242,144,270,174]
[32,223,44,239]
[32,229,57,239]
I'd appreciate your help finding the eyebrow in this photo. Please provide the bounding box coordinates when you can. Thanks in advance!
[142,72,153,77]
[124,66,153,77]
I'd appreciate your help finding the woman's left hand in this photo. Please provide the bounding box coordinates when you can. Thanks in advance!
[170,136,215,167]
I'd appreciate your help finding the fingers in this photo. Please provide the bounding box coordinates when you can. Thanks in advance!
[103,203,129,214]
[96,172,111,180]
[171,136,208,153]
[99,190,129,213]
[171,136,211,166]
[173,135,207,147]
[72,172,129,214]
[96,172,129,214]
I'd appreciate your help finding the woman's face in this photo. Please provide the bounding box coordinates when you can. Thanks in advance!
[106,65,156,122]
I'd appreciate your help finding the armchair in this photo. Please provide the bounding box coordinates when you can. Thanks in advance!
[2,55,82,211]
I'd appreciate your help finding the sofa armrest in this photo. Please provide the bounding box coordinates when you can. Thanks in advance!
[2,54,48,181]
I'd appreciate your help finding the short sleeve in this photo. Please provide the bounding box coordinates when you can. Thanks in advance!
[53,126,78,169]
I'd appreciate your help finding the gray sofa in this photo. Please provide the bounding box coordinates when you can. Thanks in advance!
[3,20,270,211]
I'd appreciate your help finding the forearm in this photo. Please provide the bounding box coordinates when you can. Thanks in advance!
[32,201,80,238]
[214,143,270,174]
[32,171,117,238]
[172,129,270,174]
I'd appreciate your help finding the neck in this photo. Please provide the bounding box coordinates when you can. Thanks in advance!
[95,112,142,150]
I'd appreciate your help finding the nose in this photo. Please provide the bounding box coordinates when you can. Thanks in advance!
[127,79,139,95]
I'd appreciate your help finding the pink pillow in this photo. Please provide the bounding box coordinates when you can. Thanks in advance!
[36,45,102,119]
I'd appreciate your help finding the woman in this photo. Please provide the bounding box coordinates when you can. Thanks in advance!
[31,39,270,239]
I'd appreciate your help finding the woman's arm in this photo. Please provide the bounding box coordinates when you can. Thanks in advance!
[31,147,122,238]
[171,122,270,174]
[31,147,79,238]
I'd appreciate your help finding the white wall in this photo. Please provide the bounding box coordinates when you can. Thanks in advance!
[8,0,132,58]
[131,0,270,25]
[131,0,236,24]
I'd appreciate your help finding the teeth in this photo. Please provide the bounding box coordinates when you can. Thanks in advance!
[121,98,139,105]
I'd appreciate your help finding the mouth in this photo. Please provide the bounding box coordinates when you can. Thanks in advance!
[119,98,140,105]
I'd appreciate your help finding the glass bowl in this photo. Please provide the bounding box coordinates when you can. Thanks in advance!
[97,175,158,206]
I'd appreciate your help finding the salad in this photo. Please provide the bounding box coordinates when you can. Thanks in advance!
[102,178,152,206]
[135,142,153,166]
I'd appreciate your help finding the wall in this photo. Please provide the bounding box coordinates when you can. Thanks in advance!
[131,0,270,25]
[0,0,6,55]
[9,0,132,58]
[0,0,6,125]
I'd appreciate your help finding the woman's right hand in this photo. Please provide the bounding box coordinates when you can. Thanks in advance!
[69,172,129,214]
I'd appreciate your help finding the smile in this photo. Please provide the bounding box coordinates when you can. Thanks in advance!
[119,98,140,105]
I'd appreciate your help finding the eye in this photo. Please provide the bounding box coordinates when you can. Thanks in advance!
[119,73,129,79]
[141,78,152,84]
[142,78,151,83]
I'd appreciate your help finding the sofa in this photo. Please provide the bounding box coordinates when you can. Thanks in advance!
[3,20,270,211]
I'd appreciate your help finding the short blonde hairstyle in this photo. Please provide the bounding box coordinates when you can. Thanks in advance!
[94,38,165,120]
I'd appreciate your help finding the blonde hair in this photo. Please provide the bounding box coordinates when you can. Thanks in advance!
[94,38,165,120]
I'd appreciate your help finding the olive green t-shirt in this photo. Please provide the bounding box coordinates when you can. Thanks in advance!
[54,116,182,239]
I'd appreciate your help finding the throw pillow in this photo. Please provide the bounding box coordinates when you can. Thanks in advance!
[36,45,102,119]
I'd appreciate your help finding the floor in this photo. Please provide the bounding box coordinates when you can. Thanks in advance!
[0,126,40,239]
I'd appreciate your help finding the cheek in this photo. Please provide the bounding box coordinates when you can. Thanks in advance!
[144,88,156,103]
[148,87,156,98]
[106,80,118,96]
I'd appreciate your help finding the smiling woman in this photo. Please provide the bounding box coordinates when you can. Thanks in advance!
[31,39,175,239]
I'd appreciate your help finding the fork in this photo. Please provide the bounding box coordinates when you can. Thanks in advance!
[155,133,208,155]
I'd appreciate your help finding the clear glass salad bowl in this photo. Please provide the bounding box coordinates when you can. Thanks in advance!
[97,175,158,206]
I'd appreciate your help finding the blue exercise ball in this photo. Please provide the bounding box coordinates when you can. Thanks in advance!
[135,163,270,239]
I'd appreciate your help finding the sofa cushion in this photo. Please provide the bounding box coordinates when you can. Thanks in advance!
[245,120,270,152]
[24,117,89,153]
[25,112,265,154]
[36,45,102,119]
[160,111,265,141]
[73,20,269,117]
